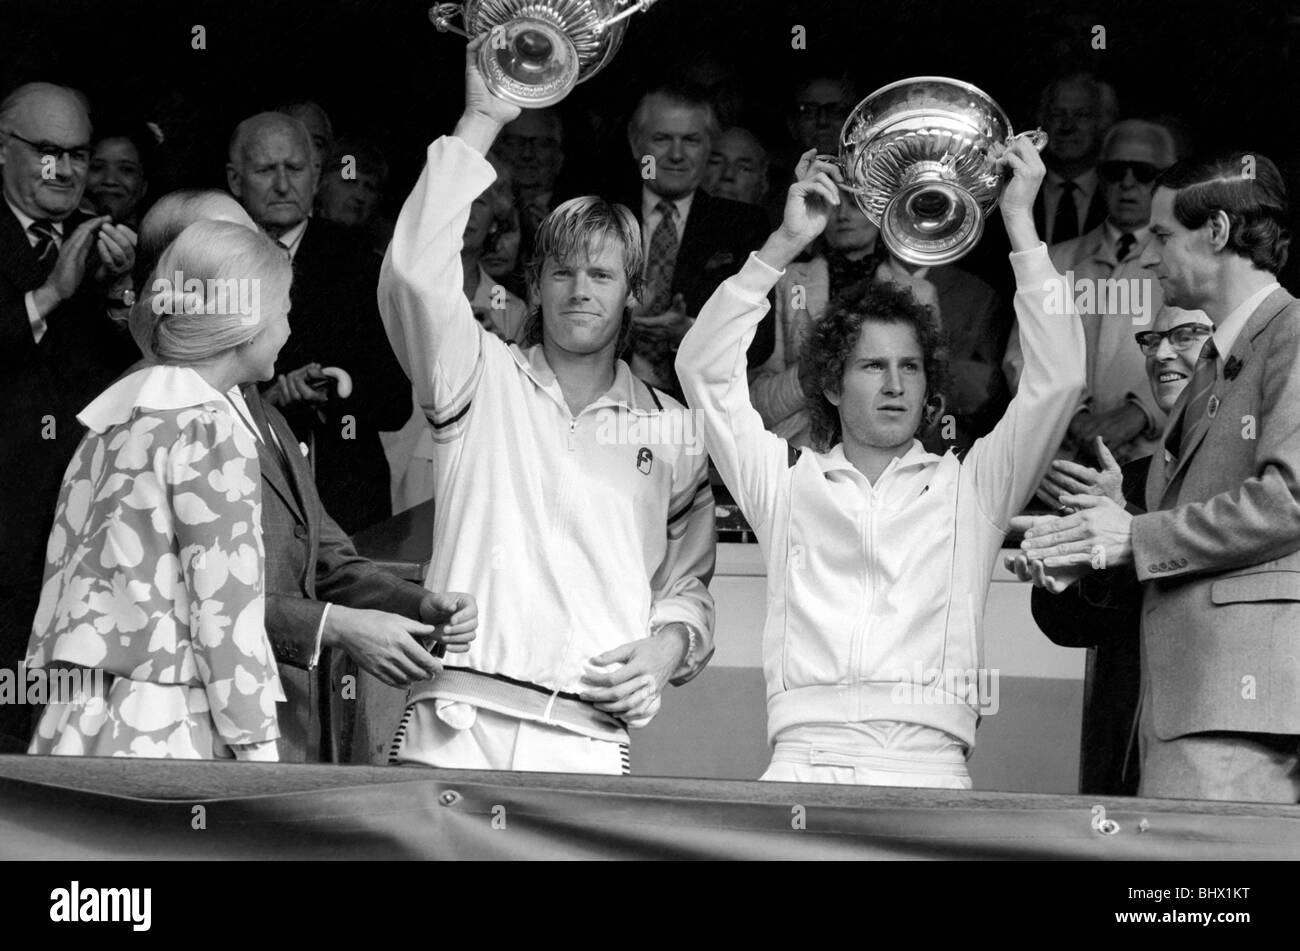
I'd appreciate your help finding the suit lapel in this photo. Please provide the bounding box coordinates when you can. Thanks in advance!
[1,206,54,291]
[674,191,706,283]
[1157,288,1291,506]
[244,387,308,524]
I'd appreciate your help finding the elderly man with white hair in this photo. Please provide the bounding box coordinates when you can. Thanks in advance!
[227,110,413,534]
[1006,119,1185,498]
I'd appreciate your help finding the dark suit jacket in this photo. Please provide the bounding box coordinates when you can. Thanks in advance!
[0,206,136,750]
[244,386,429,763]
[268,218,412,535]
[1135,286,1300,740]
[1030,456,1149,796]
[1033,181,1107,247]
[629,187,775,374]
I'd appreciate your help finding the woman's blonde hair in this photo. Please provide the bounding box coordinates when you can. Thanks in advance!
[129,219,291,365]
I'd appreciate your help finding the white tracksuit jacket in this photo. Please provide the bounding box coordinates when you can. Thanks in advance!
[676,246,1084,749]
[378,136,716,715]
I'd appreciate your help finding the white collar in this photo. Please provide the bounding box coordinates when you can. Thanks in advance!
[1214,280,1282,361]
[5,195,65,235]
[78,364,230,434]
[273,218,309,260]
[641,186,694,225]
[818,439,942,477]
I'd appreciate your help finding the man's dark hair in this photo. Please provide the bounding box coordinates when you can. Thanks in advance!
[90,115,158,177]
[802,278,950,452]
[1155,150,1290,274]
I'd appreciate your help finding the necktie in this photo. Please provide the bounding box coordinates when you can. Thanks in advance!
[28,219,59,279]
[643,200,679,315]
[1052,180,1079,244]
[1116,231,1136,264]
[276,240,292,260]
[1173,337,1219,459]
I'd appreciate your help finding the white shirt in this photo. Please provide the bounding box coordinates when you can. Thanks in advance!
[1213,280,1282,364]
[274,218,309,261]
[1042,169,1098,245]
[639,186,693,278]
[7,196,65,345]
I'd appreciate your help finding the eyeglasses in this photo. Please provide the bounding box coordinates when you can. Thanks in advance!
[3,130,92,166]
[794,102,852,123]
[1134,322,1214,355]
[1098,160,1161,184]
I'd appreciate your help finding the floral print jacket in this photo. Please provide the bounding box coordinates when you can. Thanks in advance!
[26,365,283,749]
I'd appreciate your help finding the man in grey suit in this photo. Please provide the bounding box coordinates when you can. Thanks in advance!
[1016,150,1300,803]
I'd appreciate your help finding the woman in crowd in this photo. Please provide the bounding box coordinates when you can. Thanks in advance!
[85,119,155,229]
[26,219,293,760]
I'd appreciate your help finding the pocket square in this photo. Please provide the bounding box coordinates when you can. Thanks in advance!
[1223,356,1243,381]
[704,251,736,271]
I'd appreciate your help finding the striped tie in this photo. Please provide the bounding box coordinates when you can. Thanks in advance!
[28,219,59,276]
[1173,337,1219,459]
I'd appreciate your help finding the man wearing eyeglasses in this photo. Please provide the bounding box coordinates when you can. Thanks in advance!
[493,109,565,242]
[0,81,138,753]
[1008,305,1212,796]
[787,76,856,158]
[1016,150,1300,803]
[1006,120,1180,489]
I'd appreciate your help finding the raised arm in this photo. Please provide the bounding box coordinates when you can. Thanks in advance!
[964,139,1087,528]
[377,38,521,439]
[676,152,842,531]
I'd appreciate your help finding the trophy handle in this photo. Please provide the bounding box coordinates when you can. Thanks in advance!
[595,0,665,33]
[429,3,471,39]
[814,153,872,197]
[1007,128,1048,152]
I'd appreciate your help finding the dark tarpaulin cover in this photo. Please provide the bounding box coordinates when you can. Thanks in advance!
[0,755,1298,860]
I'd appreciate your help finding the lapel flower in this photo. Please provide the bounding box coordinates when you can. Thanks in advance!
[1223,355,1243,381]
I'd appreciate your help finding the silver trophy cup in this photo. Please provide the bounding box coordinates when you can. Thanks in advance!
[823,76,1047,267]
[430,0,664,108]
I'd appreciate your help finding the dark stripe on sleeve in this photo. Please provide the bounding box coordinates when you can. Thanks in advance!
[667,475,712,526]
[431,400,472,431]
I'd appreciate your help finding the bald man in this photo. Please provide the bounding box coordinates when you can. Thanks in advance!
[0,82,139,751]
[227,111,411,534]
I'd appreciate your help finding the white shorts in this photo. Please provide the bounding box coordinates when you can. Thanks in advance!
[761,721,972,789]
[389,701,629,775]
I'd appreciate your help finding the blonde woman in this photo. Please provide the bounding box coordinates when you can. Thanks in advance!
[27,219,292,760]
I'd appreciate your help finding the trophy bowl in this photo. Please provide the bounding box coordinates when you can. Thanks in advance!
[832,76,1046,267]
[431,0,662,108]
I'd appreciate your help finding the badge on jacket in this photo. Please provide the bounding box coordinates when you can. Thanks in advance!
[637,447,653,475]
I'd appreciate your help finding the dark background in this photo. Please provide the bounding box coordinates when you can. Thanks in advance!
[2,0,1297,218]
